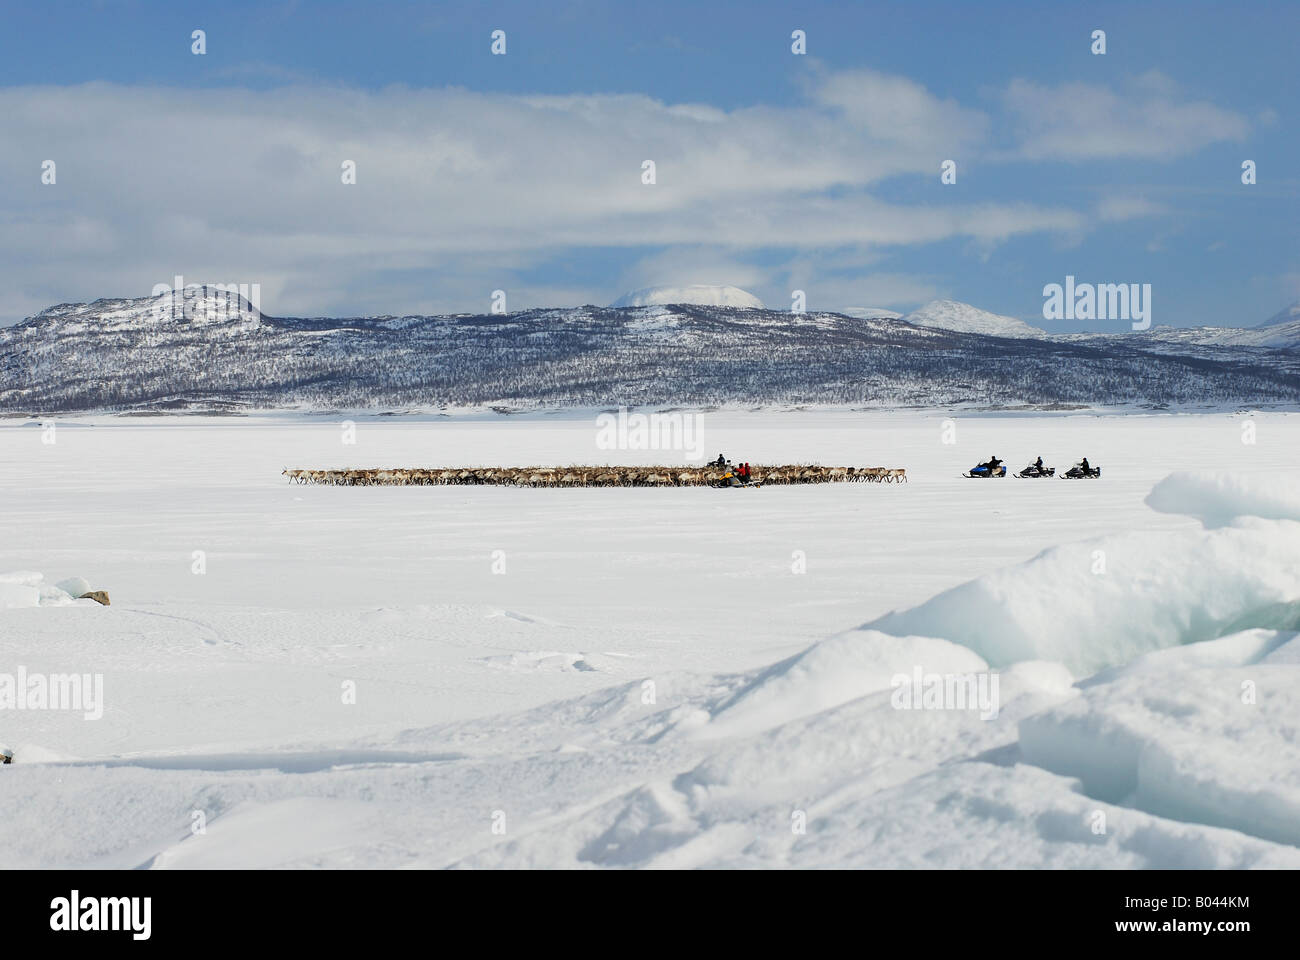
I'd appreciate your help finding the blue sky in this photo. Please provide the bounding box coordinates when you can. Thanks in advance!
[1,0,1296,329]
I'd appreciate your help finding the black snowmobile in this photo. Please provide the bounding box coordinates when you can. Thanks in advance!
[1015,460,1055,478]
[1061,460,1102,480]
[963,458,1007,478]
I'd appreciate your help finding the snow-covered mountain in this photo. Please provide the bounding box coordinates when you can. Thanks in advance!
[1260,300,1300,328]
[610,285,764,309]
[26,284,262,333]
[1145,300,1300,349]
[2,289,1298,413]
[903,299,1047,339]
[1244,299,1300,346]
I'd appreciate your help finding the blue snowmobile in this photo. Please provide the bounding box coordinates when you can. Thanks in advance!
[963,456,1007,479]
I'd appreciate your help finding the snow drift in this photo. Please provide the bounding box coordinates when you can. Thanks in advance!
[695,631,989,740]
[0,571,94,608]
[1146,470,1300,527]
[868,472,1300,674]
[1020,631,1300,846]
[447,628,1300,868]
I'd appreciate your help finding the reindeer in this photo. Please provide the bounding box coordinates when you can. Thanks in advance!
[287,462,905,489]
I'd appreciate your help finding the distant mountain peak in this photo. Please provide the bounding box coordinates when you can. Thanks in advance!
[1258,299,1300,329]
[839,306,903,320]
[903,299,1046,339]
[1163,299,1300,348]
[610,285,764,309]
[26,285,263,332]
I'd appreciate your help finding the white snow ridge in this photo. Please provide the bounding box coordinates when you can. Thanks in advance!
[869,470,1300,674]
[610,285,765,309]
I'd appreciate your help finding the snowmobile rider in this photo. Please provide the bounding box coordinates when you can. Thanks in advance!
[1080,457,1091,473]
[983,455,1003,472]
[713,453,727,468]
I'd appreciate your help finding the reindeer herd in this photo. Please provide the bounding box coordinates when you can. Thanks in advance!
[282,464,906,487]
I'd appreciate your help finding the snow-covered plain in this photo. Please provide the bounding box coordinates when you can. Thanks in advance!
[0,409,1297,868]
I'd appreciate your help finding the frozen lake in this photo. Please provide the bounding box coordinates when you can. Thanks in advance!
[1,409,1297,868]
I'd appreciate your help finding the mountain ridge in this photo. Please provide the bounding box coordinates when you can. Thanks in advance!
[3,289,1296,414]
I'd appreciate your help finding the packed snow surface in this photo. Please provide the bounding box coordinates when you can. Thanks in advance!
[2,410,1298,868]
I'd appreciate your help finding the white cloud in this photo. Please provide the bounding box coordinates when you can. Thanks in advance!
[1096,195,1166,222]
[810,68,989,155]
[615,248,772,296]
[1001,73,1250,160]
[0,68,1226,321]
[794,272,941,313]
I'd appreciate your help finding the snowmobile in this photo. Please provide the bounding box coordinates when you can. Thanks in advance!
[709,467,761,489]
[0,748,12,765]
[1061,461,1102,479]
[1015,461,1055,478]
[963,461,1007,478]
